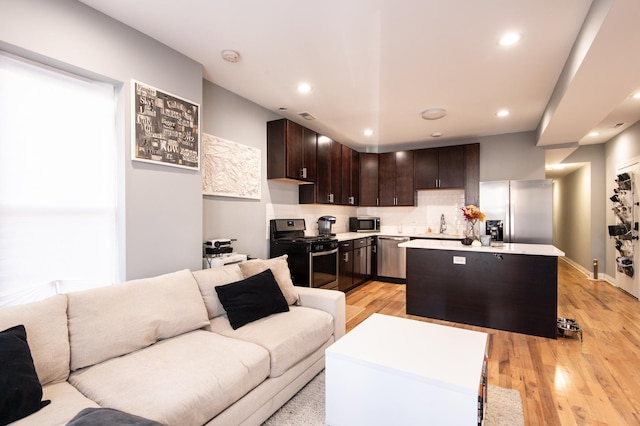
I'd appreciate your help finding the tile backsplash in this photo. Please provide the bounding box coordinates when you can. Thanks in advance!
[267,188,467,237]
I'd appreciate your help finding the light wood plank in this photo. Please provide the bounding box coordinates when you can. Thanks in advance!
[344,259,640,425]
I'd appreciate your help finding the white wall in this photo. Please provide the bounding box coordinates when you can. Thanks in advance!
[605,121,640,278]
[0,0,203,280]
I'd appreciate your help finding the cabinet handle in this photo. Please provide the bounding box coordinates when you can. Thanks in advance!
[376,197,379,206]
[348,196,355,205]
[300,167,307,179]
[328,193,334,203]
[344,252,349,262]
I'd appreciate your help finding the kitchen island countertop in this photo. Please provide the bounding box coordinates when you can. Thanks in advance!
[399,238,565,257]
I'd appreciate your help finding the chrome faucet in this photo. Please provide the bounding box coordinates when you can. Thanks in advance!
[439,214,447,234]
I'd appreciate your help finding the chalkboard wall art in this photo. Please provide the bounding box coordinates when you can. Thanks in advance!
[202,133,261,199]
[132,80,200,170]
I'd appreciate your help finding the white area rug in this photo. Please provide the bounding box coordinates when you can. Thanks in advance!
[263,371,524,426]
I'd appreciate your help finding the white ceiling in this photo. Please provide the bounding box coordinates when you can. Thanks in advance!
[79,0,640,164]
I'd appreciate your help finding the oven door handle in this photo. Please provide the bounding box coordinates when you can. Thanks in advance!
[310,247,339,257]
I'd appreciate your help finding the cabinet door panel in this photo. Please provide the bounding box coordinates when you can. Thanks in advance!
[378,152,396,206]
[414,148,439,189]
[464,143,480,206]
[285,120,304,179]
[302,126,317,181]
[395,151,415,206]
[330,140,342,203]
[359,153,379,206]
[438,145,464,188]
[316,137,332,203]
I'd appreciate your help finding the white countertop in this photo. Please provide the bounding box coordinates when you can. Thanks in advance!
[335,231,462,242]
[398,238,565,257]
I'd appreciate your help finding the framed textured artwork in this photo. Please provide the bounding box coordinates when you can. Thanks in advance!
[202,133,261,199]
[132,80,200,170]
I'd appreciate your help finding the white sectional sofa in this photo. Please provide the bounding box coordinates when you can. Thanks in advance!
[0,256,345,426]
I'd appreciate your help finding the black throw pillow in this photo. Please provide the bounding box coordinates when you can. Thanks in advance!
[0,325,51,426]
[215,268,289,329]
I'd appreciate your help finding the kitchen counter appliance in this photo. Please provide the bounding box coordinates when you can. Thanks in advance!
[349,216,380,233]
[269,219,339,290]
[318,215,337,237]
[377,235,410,283]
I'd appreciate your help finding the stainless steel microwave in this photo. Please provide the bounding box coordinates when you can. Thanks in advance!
[349,217,380,232]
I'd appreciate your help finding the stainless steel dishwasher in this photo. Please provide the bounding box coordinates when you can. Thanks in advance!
[376,236,410,282]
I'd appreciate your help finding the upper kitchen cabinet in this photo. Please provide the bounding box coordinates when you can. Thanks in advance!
[463,143,480,206]
[359,153,379,206]
[414,143,480,205]
[379,151,415,206]
[267,119,317,183]
[300,135,342,204]
[414,145,464,189]
[341,145,360,205]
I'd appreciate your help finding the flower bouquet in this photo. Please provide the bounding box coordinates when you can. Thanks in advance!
[460,205,486,245]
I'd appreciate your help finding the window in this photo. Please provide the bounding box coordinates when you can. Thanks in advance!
[0,53,118,306]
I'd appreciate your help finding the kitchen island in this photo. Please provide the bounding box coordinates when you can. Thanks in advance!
[398,239,565,338]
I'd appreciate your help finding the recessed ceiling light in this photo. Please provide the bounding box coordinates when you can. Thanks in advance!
[496,109,510,117]
[633,92,640,99]
[363,129,373,137]
[421,108,447,120]
[499,32,521,46]
[431,132,443,138]
[221,50,240,62]
[297,82,311,94]
[588,131,600,137]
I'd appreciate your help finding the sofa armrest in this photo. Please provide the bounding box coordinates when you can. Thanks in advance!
[296,287,345,340]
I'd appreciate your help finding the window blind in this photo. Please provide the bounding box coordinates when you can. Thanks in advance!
[0,53,117,306]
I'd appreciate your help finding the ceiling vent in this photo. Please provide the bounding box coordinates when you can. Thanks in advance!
[298,112,316,120]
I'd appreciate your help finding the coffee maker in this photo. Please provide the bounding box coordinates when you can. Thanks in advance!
[486,220,504,242]
[317,216,336,237]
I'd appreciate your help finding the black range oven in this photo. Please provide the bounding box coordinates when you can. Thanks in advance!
[269,219,339,290]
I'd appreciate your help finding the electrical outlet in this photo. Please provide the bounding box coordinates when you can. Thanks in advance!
[453,256,466,265]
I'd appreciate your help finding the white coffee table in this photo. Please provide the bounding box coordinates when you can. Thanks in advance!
[325,313,488,426]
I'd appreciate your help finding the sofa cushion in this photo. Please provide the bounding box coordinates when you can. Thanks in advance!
[68,330,270,426]
[192,264,244,318]
[210,306,334,377]
[0,325,51,425]
[239,255,299,305]
[67,269,209,371]
[0,294,69,386]
[10,382,100,426]
[215,269,289,329]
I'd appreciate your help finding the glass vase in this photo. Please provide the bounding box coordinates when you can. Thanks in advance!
[466,220,480,241]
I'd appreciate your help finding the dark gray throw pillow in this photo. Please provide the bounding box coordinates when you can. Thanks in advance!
[215,268,289,329]
[0,324,51,426]
[65,407,164,426]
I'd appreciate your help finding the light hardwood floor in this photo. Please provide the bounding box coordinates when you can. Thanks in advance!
[344,259,640,425]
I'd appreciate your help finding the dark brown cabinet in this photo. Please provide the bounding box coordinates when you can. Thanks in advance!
[414,146,464,190]
[338,238,372,292]
[300,136,342,204]
[378,151,415,206]
[341,145,360,205]
[338,240,354,292]
[464,143,480,206]
[267,119,317,182]
[359,153,379,206]
[414,143,480,206]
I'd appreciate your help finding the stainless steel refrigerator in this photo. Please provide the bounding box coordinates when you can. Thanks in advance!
[479,179,553,244]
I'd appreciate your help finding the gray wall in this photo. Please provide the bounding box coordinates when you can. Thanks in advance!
[201,82,292,259]
[1,0,203,280]
[553,164,593,271]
